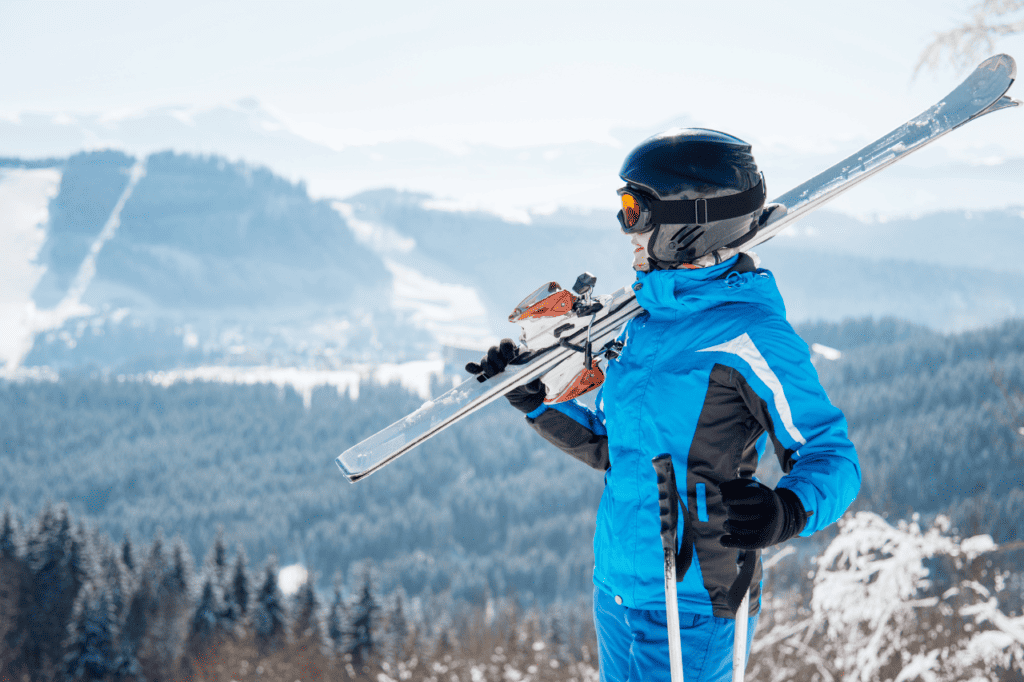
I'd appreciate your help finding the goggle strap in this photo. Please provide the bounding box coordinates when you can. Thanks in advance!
[647,177,765,225]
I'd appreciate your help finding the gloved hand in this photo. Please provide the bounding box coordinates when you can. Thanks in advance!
[465,339,547,413]
[719,478,809,550]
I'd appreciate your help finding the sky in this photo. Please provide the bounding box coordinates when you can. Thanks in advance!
[1,0,1022,212]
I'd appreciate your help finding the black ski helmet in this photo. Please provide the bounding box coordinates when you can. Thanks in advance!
[618,128,765,266]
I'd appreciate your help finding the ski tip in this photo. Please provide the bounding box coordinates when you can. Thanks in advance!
[335,455,362,483]
[979,54,1016,80]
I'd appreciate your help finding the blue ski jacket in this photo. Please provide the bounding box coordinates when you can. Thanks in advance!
[525,255,860,617]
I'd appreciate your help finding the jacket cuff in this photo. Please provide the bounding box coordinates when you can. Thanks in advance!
[524,404,548,419]
[775,487,811,543]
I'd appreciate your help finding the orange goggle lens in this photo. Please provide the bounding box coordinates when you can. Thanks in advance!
[621,193,641,228]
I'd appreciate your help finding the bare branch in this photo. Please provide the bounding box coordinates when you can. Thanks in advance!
[916,0,1024,76]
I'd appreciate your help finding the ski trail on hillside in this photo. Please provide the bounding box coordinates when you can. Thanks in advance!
[332,201,415,253]
[3,158,147,374]
[332,201,491,348]
[61,158,147,314]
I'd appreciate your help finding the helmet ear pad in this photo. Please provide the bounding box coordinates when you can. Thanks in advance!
[646,184,761,265]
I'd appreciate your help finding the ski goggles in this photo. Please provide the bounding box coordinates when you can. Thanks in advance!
[617,175,767,234]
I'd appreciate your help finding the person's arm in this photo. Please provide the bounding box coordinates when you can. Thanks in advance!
[466,340,609,470]
[705,323,860,539]
[525,397,609,471]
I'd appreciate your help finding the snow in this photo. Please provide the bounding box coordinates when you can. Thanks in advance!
[0,167,61,373]
[383,259,490,348]
[783,511,1024,682]
[277,563,308,596]
[959,534,998,557]
[139,360,446,406]
[810,343,842,361]
[333,201,415,254]
[892,650,940,682]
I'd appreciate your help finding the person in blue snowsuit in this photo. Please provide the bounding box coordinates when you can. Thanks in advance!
[467,129,860,682]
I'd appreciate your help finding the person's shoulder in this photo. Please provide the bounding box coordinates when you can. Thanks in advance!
[745,314,811,359]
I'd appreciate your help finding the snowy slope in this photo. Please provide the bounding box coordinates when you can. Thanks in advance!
[0,167,61,373]
[334,200,491,349]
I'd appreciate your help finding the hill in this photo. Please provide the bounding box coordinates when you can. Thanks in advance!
[1,316,1021,604]
[3,149,1024,379]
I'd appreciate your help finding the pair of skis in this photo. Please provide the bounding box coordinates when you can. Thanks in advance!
[337,54,1019,485]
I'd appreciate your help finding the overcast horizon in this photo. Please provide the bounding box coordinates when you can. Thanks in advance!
[2,0,1022,215]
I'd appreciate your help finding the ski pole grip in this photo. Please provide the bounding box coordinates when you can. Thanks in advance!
[652,454,680,554]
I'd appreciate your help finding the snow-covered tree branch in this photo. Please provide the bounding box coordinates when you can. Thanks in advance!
[750,511,1024,682]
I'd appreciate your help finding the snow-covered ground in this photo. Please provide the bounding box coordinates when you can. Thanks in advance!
[138,359,449,406]
[0,167,61,373]
[334,200,492,349]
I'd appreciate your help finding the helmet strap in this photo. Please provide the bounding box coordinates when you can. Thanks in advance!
[648,175,765,226]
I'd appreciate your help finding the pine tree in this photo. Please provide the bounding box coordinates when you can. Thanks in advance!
[207,530,229,587]
[382,590,410,664]
[547,611,567,664]
[222,547,250,631]
[120,534,135,575]
[0,507,17,560]
[163,540,191,603]
[292,576,321,642]
[65,583,118,682]
[325,578,347,656]
[252,558,286,656]
[100,540,129,621]
[136,535,192,682]
[348,571,379,668]
[22,504,88,678]
[184,577,222,666]
[115,576,147,682]
[0,507,27,680]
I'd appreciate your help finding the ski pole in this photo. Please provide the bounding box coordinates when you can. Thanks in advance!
[652,454,684,682]
[731,586,749,682]
[728,548,756,682]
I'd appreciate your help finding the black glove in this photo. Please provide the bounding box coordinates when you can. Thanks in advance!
[719,478,809,550]
[465,339,547,413]
[465,338,518,378]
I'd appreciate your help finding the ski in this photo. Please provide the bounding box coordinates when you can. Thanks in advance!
[337,54,1018,483]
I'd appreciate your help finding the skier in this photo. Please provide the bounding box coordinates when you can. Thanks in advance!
[466,128,861,682]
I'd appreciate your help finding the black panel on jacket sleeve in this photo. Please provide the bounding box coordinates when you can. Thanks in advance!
[527,409,610,471]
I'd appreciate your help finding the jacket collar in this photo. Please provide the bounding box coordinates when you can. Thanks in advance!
[633,255,783,319]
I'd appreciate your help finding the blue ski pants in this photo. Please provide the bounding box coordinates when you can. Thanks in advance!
[594,587,758,682]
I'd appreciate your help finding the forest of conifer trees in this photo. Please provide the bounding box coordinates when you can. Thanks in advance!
[2,316,1024,680]
[0,503,601,682]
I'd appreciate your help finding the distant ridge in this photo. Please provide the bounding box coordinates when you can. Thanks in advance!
[3,149,1024,376]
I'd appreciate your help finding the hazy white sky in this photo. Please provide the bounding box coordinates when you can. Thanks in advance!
[1,0,1021,214]
[2,0,1019,150]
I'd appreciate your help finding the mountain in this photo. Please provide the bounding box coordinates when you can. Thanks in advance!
[1,152,436,374]
[3,149,1024,378]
